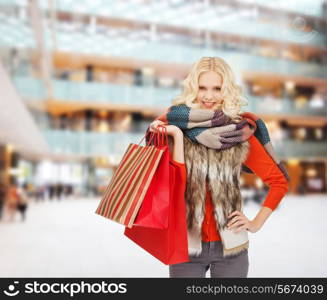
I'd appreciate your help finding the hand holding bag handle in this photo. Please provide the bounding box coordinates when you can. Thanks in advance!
[138,124,169,147]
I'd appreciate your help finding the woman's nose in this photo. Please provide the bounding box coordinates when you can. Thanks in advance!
[205,92,213,99]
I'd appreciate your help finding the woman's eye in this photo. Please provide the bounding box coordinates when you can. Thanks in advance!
[198,86,220,90]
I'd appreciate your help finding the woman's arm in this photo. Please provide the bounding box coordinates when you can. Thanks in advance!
[171,130,185,164]
[250,206,273,231]
[228,135,289,233]
[148,121,184,163]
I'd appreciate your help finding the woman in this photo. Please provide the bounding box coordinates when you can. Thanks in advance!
[148,57,289,278]
[17,184,29,222]
[0,182,6,220]
[6,183,19,222]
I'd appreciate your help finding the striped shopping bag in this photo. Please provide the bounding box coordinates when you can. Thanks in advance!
[95,127,169,228]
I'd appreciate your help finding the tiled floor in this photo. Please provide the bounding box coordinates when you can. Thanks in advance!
[0,194,326,277]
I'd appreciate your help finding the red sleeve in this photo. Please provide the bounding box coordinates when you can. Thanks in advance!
[155,107,169,123]
[170,160,185,168]
[243,135,289,211]
[170,160,187,187]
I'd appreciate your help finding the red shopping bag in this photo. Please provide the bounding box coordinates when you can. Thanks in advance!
[95,127,168,228]
[124,154,189,265]
[133,126,170,229]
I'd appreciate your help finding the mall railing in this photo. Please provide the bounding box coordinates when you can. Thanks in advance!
[274,139,327,158]
[44,129,327,159]
[44,130,144,158]
[13,76,327,116]
[1,0,325,47]
[246,95,327,116]
[1,17,327,78]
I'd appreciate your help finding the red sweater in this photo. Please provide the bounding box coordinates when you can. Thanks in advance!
[170,135,289,242]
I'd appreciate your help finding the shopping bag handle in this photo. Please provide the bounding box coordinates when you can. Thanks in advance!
[154,125,169,147]
[138,124,169,147]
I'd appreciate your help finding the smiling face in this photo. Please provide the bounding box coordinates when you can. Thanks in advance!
[196,71,224,110]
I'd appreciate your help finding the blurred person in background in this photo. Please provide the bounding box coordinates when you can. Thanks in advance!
[8,48,20,76]
[56,183,64,201]
[0,182,7,220]
[16,183,29,222]
[240,183,254,205]
[5,182,19,222]
[48,184,55,200]
[149,57,289,278]
[35,184,46,202]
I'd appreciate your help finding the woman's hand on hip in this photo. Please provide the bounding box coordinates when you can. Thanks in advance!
[227,210,261,233]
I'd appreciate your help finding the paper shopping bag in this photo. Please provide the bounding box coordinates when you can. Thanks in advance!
[133,135,170,229]
[124,157,189,265]
[95,129,167,228]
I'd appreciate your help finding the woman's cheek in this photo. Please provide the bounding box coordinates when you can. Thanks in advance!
[215,92,222,100]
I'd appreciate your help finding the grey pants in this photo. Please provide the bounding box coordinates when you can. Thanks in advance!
[169,241,249,278]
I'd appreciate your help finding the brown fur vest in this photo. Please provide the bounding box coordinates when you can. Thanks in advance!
[182,135,250,256]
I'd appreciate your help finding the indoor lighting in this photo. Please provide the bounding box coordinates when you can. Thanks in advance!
[255,178,263,189]
[288,159,299,166]
[285,81,295,92]
[306,168,317,177]
[6,144,14,153]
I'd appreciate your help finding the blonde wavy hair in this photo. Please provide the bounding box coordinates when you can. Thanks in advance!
[172,57,248,121]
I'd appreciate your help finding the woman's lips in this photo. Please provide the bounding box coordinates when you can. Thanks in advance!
[202,101,215,108]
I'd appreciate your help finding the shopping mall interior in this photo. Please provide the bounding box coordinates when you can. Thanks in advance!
[0,0,326,277]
